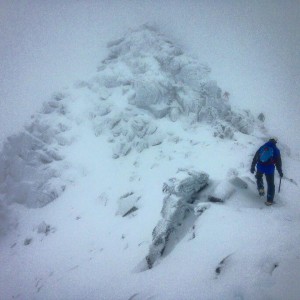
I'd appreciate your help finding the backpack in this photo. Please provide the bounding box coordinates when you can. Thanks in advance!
[259,146,274,164]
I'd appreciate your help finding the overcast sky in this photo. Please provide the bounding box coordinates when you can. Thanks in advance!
[0,0,299,151]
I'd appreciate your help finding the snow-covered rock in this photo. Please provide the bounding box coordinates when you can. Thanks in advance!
[208,181,236,203]
[95,24,256,139]
[0,131,67,208]
[162,169,209,199]
[146,169,209,268]
[116,192,141,217]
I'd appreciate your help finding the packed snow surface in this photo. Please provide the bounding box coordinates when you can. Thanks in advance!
[1,25,300,300]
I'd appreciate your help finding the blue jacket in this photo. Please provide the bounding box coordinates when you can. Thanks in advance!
[251,141,282,175]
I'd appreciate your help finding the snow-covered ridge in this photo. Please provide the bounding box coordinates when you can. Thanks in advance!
[0,25,259,214]
[97,24,255,133]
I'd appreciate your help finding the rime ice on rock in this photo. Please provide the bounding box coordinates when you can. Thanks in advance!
[106,114,164,159]
[0,93,70,208]
[0,24,259,213]
[213,122,234,139]
[162,169,209,199]
[208,181,236,203]
[116,192,141,217]
[94,24,255,145]
[146,169,209,269]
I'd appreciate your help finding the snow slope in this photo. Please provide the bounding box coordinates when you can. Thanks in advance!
[1,25,300,300]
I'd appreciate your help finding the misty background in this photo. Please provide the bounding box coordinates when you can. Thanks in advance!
[1,0,299,152]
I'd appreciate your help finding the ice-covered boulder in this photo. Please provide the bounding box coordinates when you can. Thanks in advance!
[94,24,256,137]
[225,109,255,134]
[0,131,66,208]
[146,169,209,268]
[213,122,235,139]
[0,94,73,208]
[208,181,236,203]
[92,110,164,158]
[162,169,209,199]
[116,192,141,217]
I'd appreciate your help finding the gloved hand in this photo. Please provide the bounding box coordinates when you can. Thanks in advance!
[250,167,255,174]
[279,171,283,178]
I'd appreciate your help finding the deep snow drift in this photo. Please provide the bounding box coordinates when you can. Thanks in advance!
[0,25,300,300]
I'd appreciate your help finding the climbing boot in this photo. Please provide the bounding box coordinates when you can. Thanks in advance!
[265,201,273,206]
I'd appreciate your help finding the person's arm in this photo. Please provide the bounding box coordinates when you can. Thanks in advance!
[275,150,283,177]
[251,150,259,173]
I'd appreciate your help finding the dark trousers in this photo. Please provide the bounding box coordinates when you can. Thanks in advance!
[256,172,275,202]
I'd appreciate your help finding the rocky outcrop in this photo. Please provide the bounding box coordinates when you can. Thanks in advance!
[146,169,209,269]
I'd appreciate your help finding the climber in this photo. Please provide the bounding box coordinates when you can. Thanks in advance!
[250,138,283,206]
